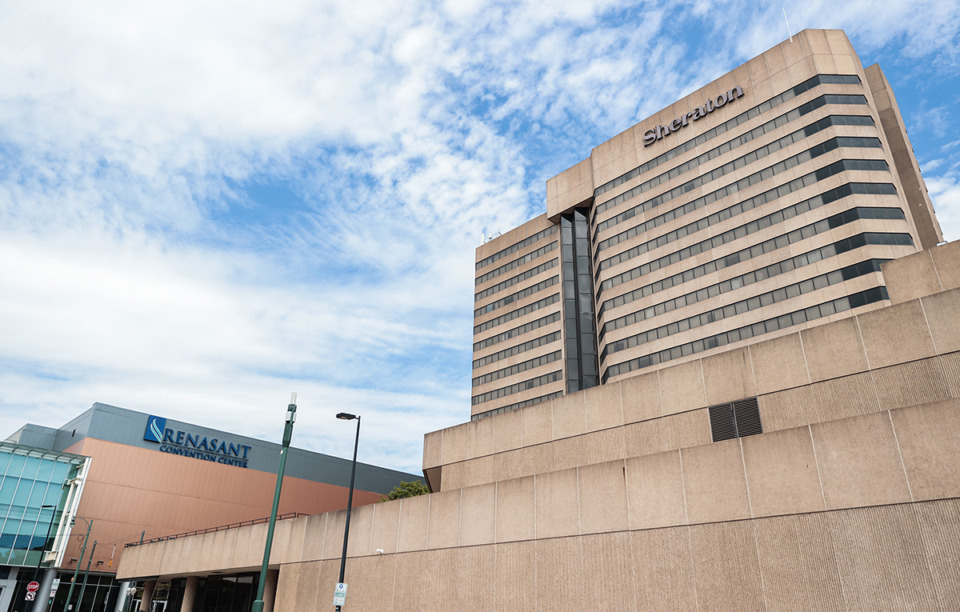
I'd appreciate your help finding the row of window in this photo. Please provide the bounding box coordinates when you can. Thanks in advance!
[596,115,876,256]
[471,391,563,421]
[603,286,890,380]
[594,98,869,221]
[476,226,558,271]
[602,256,887,358]
[474,312,561,351]
[598,167,891,294]
[475,258,558,302]
[474,294,560,334]
[476,241,557,286]
[472,331,561,369]
[592,74,863,198]
[595,118,879,238]
[471,370,563,406]
[600,242,890,340]
[472,350,563,387]
[595,182,898,319]
[475,276,559,317]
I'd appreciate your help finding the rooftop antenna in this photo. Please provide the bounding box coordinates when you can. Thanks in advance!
[782,7,793,43]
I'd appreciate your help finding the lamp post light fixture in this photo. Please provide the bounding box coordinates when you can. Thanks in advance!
[64,517,93,612]
[25,504,57,612]
[334,412,360,612]
[252,393,298,612]
[76,539,98,610]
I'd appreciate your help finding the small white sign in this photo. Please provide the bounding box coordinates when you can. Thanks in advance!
[50,578,61,596]
[333,583,348,606]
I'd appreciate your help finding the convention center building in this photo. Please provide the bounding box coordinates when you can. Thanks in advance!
[119,30,960,611]
[1,403,417,612]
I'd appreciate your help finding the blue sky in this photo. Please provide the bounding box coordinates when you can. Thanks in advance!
[1,0,958,474]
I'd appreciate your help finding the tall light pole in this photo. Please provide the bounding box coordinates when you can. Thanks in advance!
[25,504,56,612]
[64,517,92,612]
[252,393,298,612]
[76,540,97,610]
[334,412,360,612]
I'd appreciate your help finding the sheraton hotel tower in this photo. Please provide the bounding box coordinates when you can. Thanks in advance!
[470,30,942,419]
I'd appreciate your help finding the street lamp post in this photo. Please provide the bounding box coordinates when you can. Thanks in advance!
[64,517,92,612]
[251,393,298,612]
[76,540,98,611]
[25,504,57,612]
[334,412,360,612]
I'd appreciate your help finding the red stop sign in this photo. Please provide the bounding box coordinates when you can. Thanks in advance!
[26,581,39,592]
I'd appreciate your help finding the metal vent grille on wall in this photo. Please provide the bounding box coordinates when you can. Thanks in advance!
[708,397,762,442]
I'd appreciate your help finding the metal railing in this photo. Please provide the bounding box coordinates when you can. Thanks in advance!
[123,513,309,548]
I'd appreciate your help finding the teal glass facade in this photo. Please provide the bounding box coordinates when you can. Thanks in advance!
[0,442,85,567]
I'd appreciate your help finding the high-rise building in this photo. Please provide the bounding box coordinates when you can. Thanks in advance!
[471,29,942,419]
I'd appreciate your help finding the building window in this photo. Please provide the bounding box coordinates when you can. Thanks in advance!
[709,397,762,442]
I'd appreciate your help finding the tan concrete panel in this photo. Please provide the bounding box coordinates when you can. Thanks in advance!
[271,515,307,565]
[753,513,845,611]
[345,503,375,557]
[297,513,327,562]
[921,288,960,354]
[521,402,553,446]
[757,385,818,432]
[626,450,686,530]
[943,352,960,399]
[930,240,960,290]
[417,549,444,606]
[493,448,523,482]
[440,423,468,465]
[495,541,537,611]
[496,476,535,543]
[872,358,950,411]
[702,347,757,406]
[426,489,461,550]
[811,371,880,422]
[551,435,583,472]
[812,412,911,509]
[552,391,586,440]
[882,250,940,303]
[520,442,554,477]
[273,561,302,612]
[439,458,464,491]
[583,381,624,432]
[492,407,523,453]
[659,359,707,415]
[829,504,939,609]
[858,299,936,369]
[459,483,496,547]
[688,521,765,611]
[370,498,401,555]
[915,499,960,608]
[580,532,637,611]
[890,400,960,501]
[157,537,185,577]
[578,460,628,534]
[392,551,430,610]
[462,453,497,489]
[439,546,496,611]
[749,332,810,395]
[342,554,397,610]
[631,527,698,611]
[466,417,495,460]
[620,371,661,423]
[209,525,240,570]
[741,427,825,517]
[396,495,429,553]
[624,409,711,458]
[535,468,580,538]
[320,510,346,560]
[422,430,442,470]
[535,538,585,612]
[682,439,751,523]
[579,428,626,466]
[800,316,869,382]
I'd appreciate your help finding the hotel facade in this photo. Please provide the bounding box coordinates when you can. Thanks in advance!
[119,30,960,611]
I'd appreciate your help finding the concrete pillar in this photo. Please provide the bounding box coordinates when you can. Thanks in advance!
[263,570,279,612]
[36,567,57,610]
[180,577,199,612]
[114,581,131,612]
[139,580,156,612]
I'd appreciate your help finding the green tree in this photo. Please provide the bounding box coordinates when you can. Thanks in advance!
[379,479,429,501]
